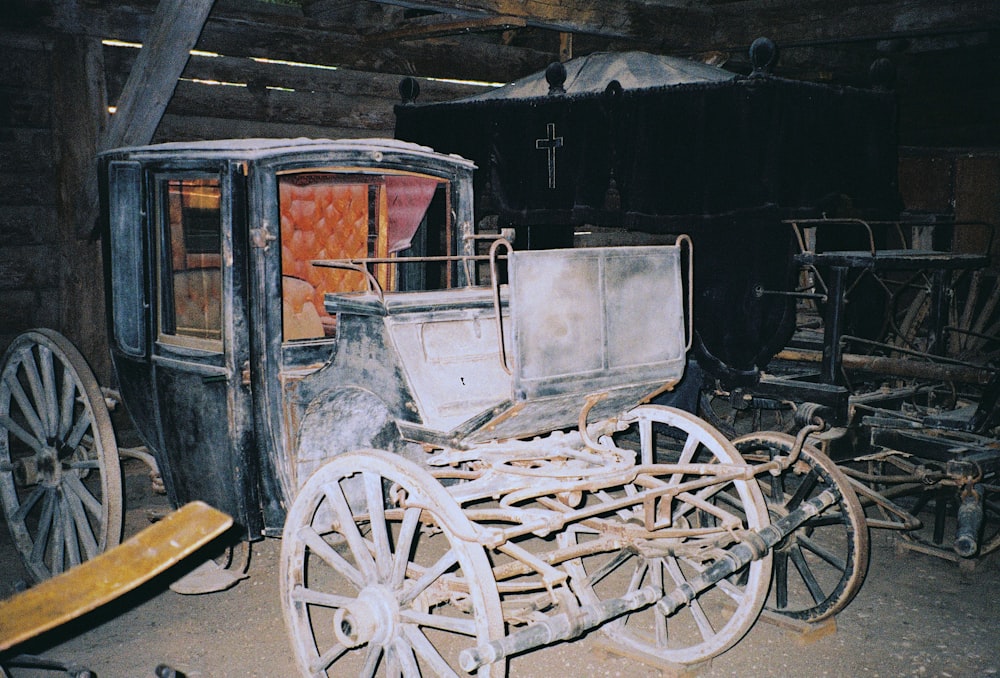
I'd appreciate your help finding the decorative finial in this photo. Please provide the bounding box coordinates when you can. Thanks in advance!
[749,37,778,78]
[546,61,567,95]
[399,77,420,105]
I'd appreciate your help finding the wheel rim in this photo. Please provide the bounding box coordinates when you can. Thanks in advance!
[280,449,504,677]
[563,405,772,665]
[0,329,122,582]
[735,432,869,622]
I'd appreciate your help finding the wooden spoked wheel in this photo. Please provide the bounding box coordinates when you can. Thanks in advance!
[0,329,122,583]
[890,268,1000,364]
[280,449,504,677]
[562,405,772,666]
[734,432,869,622]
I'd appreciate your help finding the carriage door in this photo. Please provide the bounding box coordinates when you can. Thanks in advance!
[149,164,260,537]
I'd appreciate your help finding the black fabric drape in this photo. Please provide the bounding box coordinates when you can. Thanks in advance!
[395,76,901,227]
[394,75,901,379]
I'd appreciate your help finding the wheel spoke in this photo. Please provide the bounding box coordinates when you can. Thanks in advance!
[58,367,76,439]
[64,407,94,453]
[323,481,377,582]
[774,550,790,610]
[63,472,104,521]
[785,469,820,511]
[359,643,382,677]
[21,350,53,438]
[399,549,459,607]
[580,547,632,589]
[398,609,478,636]
[650,557,667,646]
[5,372,47,443]
[363,471,391,582]
[668,434,700,486]
[665,556,716,641]
[64,483,100,559]
[788,544,826,605]
[12,483,46,523]
[296,524,365,591]
[49,493,66,573]
[30,488,57,567]
[61,490,82,568]
[715,571,754,604]
[390,507,420,588]
[39,346,59,440]
[402,624,461,678]
[309,643,349,675]
[0,413,46,455]
[795,532,848,571]
[392,637,421,677]
[290,584,357,609]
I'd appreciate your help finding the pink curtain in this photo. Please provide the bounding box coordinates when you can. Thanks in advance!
[386,175,440,253]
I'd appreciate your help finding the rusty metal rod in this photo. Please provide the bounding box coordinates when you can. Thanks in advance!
[776,348,995,385]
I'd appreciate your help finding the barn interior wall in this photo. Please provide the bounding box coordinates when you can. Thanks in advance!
[0,32,62,365]
[1,2,998,383]
[899,149,1000,267]
[0,23,488,384]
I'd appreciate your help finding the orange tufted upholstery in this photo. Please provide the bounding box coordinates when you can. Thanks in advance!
[279,177,378,340]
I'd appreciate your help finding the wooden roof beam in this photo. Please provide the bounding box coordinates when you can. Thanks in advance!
[366,14,527,42]
[363,0,713,42]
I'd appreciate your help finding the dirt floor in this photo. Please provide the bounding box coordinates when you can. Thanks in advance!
[2,458,999,678]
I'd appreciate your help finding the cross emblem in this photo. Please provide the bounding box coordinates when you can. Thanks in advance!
[535,122,563,189]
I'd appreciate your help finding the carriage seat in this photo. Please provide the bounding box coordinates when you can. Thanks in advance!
[172,268,222,337]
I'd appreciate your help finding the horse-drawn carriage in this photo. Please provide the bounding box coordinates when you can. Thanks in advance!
[1,137,869,675]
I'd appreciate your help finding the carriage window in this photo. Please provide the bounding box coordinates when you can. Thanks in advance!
[278,172,448,341]
[157,176,223,349]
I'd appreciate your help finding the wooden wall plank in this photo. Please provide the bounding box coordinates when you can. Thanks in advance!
[154,114,374,143]
[103,47,492,107]
[0,206,60,247]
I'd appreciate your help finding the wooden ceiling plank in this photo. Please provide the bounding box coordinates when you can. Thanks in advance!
[102,0,215,150]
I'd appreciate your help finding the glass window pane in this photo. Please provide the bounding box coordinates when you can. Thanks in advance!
[159,177,222,346]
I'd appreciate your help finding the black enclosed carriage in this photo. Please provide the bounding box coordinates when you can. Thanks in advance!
[393,43,999,571]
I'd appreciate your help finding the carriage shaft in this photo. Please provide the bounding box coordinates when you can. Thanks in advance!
[460,490,837,671]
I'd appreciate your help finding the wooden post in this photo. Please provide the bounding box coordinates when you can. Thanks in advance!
[51,34,112,382]
[102,0,215,150]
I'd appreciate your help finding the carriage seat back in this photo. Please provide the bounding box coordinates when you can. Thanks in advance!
[507,245,688,401]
